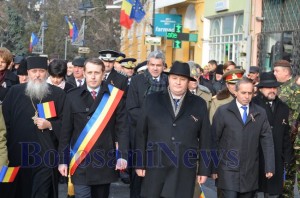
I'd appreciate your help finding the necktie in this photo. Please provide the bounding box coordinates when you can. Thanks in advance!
[91,90,97,100]
[77,79,82,87]
[191,90,196,95]
[153,78,158,83]
[103,74,108,81]
[241,106,247,124]
[173,99,180,110]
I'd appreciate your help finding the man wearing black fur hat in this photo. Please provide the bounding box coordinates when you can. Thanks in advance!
[1,56,66,198]
[135,61,211,198]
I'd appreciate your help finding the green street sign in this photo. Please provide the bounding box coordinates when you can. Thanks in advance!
[175,24,182,33]
[166,32,178,39]
[167,32,198,42]
[173,40,182,48]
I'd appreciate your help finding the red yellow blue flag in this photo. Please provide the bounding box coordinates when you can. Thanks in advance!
[65,16,74,38]
[120,0,134,29]
[37,101,57,119]
[0,166,20,183]
[69,85,124,175]
[199,184,206,198]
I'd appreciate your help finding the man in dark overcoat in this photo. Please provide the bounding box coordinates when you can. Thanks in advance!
[252,72,293,197]
[58,58,128,198]
[1,56,66,198]
[126,50,168,198]
[135,61,211,198]
[212,77,275,198]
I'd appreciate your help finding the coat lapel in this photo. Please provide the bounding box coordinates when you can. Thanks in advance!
[227,100,245,124]
[174,92,191,120]
[162,91,175,119]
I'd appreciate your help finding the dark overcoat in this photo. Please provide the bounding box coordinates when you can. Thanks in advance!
[136,90,211,198]
[252,92,293,194]
[2,83,65,198]
[212,99,275,193]
[58,82,129,185]
[0,70,19,102]
[106,68,128,92]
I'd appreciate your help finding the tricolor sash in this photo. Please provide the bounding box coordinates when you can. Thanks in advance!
[0,166,20,183]
[69,85,124,175]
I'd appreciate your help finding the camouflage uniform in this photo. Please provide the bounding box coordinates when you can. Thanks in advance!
[279,78,300,197]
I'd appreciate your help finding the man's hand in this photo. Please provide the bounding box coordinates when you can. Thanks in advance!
[35,118,52,130]
[58,164,68,177]
[197,176,207,184]
[265,172,273,179]
[211,174,218,180]
[136,169,146,177]
[115,158,127,170]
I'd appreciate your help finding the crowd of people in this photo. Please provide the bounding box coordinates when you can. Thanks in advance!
[0,46,299,198]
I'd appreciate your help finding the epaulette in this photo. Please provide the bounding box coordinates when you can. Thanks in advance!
[117,70,128,77]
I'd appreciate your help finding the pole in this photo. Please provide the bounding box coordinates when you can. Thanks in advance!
[41,24,44,54]
[64,36,68,60]
[151,0,155,51]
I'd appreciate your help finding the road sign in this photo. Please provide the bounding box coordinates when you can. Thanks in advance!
[145,36,162,46]
[78,47,90,54]
[173,40,182,49]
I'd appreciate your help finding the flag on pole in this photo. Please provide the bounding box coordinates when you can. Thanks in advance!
[65,16,74,38]
[29,32,39,52]
[130,0,145,23]
[72,22,78,43]
[120,0,134,29]
[72,19,85,46]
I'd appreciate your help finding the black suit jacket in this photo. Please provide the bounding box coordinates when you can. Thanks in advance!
[58,82,129,185]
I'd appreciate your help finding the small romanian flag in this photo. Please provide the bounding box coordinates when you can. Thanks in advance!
[0,166,20,183]
[37,101,57,119]
[199,184,206,198]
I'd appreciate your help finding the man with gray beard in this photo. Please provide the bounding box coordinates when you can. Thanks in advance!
[1,56,66,198]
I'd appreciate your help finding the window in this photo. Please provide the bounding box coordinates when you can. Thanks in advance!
[209,14,244,64]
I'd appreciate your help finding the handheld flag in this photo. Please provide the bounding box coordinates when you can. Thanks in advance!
[29,32,39,52]
[65,16,74,38]
[37,101,57,119]
[199,184,206,198]
[120,0,134,29]
[0,166,20,183]
[130,0,145,23]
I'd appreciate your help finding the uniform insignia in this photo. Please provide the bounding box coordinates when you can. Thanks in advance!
[232,73,237,80]
[191,115,198,122]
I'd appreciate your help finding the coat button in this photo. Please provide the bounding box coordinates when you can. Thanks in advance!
[171,137,175,141]
[87,116,90,119]
[173,123,176,127]
[86,108,89,111]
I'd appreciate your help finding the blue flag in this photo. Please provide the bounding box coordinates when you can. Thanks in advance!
[72,22,78,42]
[130,0,145,23]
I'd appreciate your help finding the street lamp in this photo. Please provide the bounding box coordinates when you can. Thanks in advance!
[78,0,94,47]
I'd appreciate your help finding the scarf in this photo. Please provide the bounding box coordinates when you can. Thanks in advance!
[144,69,168,96]
[46,77,66,90]
[0,70,7,86]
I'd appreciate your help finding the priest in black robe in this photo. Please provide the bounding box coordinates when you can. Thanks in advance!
[1,56,66,198]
